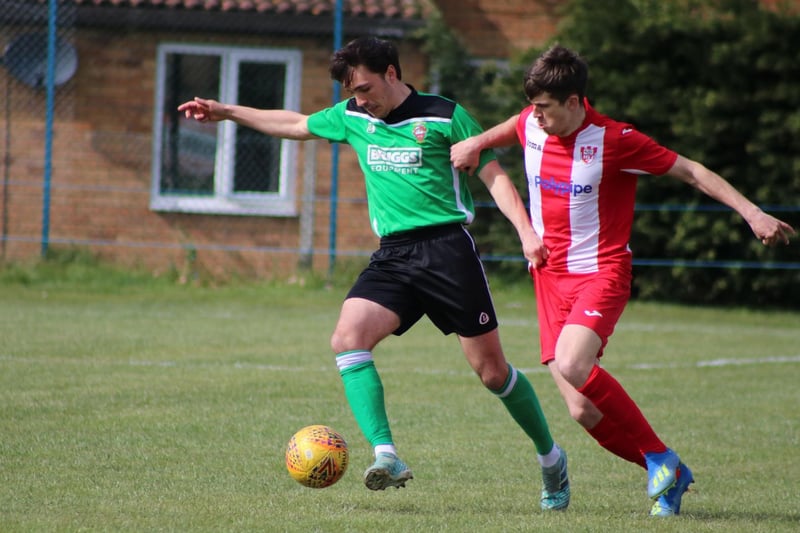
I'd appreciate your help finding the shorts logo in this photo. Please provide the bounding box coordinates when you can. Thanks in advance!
[583,309,603,317]
[580,146,598,165]
[479,312,491,325]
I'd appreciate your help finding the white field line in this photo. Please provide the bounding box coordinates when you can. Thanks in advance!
[499,318,799,339]
[2,354,799,376]
[1,318,797,374]
[629,355,800,370]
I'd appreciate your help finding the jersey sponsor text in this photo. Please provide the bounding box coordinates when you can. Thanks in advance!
[532,175,593,197]
[367,145,423,171]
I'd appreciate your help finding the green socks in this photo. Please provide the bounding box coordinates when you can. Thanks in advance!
[336,350,393,447]
[494,364,554,455]
[338,354,553,458]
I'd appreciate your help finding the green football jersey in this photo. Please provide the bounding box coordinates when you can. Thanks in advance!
[307,87,495,237]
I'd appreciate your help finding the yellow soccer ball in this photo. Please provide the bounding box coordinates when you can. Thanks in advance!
[285,425,349,488]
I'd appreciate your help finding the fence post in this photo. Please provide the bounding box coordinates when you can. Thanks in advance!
[41,0,57,257]
[298,141,316,269]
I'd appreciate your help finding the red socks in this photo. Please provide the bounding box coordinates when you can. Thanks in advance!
[578,365,666,457]
[586,414,647,469]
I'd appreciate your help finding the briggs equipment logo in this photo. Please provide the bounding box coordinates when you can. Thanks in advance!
[367,145,422,172]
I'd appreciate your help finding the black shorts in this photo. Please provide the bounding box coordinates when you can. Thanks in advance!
[346,223,499,337]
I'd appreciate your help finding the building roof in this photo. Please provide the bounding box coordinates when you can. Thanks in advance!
[65,0,428,20]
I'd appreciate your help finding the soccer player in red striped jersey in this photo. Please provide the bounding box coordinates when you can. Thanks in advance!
[451,44,795,516]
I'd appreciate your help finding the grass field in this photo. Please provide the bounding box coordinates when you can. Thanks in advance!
[1,261,798,532]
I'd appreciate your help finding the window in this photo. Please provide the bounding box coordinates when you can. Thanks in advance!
[151,44,302,216]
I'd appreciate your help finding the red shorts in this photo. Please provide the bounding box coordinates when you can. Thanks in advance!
[530,265,631,364]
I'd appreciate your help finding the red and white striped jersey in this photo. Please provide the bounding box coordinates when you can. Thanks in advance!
[516,99,678,274]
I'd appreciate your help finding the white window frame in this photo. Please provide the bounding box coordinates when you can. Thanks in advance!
[150,43,302,216]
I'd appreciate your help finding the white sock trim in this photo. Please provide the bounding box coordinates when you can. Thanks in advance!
[495,365,518,398]
[374,444,398,457]
[538,444,561,468]
[335,350,373,371]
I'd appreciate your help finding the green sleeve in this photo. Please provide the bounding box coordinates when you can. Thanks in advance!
[307,102,349,143]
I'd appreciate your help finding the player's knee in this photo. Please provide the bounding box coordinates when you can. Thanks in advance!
[481,374,506,391]
[330,326,371,354]
[330,329,350,354]
[554,357,591,388]
[475,361,508,391]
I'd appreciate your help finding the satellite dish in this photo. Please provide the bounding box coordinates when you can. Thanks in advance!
[2,33,78,89]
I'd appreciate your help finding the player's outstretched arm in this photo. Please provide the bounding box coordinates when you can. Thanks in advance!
[478,160,549,268]
[451,114,519,176]
[667,155,797,246]
[177,97,316,141]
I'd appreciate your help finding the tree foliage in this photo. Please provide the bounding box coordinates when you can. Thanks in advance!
[422,0,800,307]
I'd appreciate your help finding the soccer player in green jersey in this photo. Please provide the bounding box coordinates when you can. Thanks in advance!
[178,36,569,509]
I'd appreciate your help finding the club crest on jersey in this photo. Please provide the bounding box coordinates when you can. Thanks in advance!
[580,145,598,165]
[412,122,427,143]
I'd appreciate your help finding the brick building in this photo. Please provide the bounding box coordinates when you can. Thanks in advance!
[4,0,789,279]
[1,1,435,278]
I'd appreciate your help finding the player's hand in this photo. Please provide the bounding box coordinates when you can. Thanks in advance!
[749,211,796,246]
[177,97,225,123]
[521,230,549,269]
[450,138,483,176]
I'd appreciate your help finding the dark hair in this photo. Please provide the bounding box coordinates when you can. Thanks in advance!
[523,44,588,103]
[329,37,402,86]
